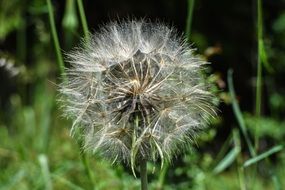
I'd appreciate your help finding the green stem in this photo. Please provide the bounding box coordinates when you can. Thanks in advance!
[47,1,95,189]
[255,0,264,151]
[237,163,246,190]
[157,162,169,190]
[46,0,66,78]
[140,159,148,190]
[256,60,262,99]
[257,0,263,41]
[185,0,195,40]
[255,0,263,150]
[227,70,256,157]
[72,0,95,189]
[75,2,96,189]
[81,152,96,190]
[76,0,90,42]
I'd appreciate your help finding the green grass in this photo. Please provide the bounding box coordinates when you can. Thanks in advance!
[46,0,65,78]
[1,0,285,189]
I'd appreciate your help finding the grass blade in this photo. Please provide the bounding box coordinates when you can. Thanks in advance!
[271,174,282,190]
[80,153,96,190]
[255,0,263,150]
[243,145,283,167]
[46,0,65,78]
[38,154,53,190]
[185,0,195,40]
[213,133,233,166]
[213,130,241,174]
[213,147,240,174]
[52,174,85,190]
[227,69,256,157]
[76,0,90,42]
[0,169,26,190]
[157,162,169,190]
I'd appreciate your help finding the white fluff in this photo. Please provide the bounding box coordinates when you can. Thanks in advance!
[59,19,217,171]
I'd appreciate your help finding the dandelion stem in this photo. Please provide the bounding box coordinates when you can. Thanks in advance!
[46,0,66,78]
[134,114,148,190]
[140,158,148,190]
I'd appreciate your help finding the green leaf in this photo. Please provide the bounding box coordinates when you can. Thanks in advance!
[272,174,282,190]
[0,169,26,190]
[272,12,285,33]
[227,69,256,157]
[213,134,233,166]
[213,130,241,174]
[243,145,283,167]
[38,154,53,190]
[213,146,240,174]
[52,174,84,190]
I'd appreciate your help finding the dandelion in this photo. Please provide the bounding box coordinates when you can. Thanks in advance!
[59,19,216,189]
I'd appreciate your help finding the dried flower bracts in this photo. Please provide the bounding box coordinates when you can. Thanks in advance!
[59,20,216,174]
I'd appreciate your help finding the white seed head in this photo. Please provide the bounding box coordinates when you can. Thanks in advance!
[59,20,217,170]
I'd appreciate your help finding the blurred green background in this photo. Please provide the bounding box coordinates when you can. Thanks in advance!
[1,0,285,189]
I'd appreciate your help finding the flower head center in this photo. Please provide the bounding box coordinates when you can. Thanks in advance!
[130,79,141,95]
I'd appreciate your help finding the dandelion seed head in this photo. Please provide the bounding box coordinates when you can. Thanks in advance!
[59,19,217,168]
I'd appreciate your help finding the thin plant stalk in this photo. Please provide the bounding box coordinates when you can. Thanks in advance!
[81,152,96,190]
[134,114,148,190]
[233,130,246,190]
[157,163,169,190]
[75,1,96,188]
[47,0,95,188]
[46,0,65,78]
[256,0,263,114]
[255,0,263,150]
[185,0,195,40]
[38,154,53,190]
[254,2,281,188]
[227,69,256,157]
[237,161,246,190]
[140,159,148,190]
[76,0,90,42]
[156,0,195,187]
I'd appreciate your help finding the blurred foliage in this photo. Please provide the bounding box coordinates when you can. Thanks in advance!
[0,0,23,41]
[1,0,285,189]
[245,113,285,141]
